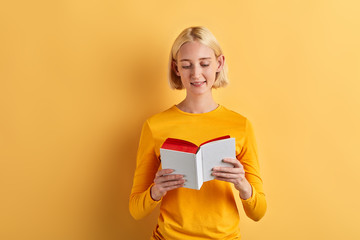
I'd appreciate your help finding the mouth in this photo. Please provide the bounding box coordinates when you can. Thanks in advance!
[190,81,206,87]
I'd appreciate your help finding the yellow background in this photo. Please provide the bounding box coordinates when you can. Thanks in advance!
[1,0,360,239]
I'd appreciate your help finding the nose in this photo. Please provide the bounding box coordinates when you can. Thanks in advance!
[191,65,201,80]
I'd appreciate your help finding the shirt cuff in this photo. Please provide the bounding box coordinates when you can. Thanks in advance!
[147,183,163,204]
[241,183,256,204]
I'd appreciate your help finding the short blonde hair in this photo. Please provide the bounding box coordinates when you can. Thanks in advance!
[168,26,229,90]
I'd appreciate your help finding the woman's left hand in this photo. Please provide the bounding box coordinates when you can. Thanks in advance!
[212,158,252,200]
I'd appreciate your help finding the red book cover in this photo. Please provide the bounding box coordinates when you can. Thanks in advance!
[161,135,230,154]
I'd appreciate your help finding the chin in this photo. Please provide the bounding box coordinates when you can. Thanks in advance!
[190,88,213,96]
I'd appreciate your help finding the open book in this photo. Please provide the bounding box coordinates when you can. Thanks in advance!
[160,136,236,190]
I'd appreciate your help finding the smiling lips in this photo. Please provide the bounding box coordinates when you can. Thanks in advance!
[190,81,206,87]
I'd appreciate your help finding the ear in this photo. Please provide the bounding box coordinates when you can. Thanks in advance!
[216,55,225,72]
[172,60,181,76]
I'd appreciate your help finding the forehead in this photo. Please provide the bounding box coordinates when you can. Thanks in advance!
[177,41,215,61]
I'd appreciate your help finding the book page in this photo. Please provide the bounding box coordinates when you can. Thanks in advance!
[160,148,200,190]
[200,138,236,182]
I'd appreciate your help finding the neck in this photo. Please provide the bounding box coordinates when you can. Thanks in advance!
[177,92,218,114]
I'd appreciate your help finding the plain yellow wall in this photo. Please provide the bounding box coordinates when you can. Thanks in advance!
[1,0,360,239]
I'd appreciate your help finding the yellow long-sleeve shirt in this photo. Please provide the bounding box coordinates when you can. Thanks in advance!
[129,105,267,239]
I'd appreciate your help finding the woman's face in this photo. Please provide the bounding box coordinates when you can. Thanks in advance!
[173,41,223,96]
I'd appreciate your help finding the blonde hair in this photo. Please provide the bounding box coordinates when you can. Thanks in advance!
[168,26,229,90]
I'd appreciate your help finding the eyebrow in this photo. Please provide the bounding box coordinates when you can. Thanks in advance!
[179,57,212,62]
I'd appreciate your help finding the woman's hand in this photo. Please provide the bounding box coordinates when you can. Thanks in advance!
[212,158,252,200]
[150,169,185,201]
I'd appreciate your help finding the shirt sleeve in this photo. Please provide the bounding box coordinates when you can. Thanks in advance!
[236,118,267,221]
[129,120,161,220]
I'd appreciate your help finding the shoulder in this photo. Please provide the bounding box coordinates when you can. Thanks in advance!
[220,106,249,124]
[220,107,257,140]
[145,105,178,126]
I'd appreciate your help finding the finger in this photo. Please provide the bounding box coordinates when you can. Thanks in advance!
[214,177,237,184]
[212,172,242,179]
[213,162,243,172]
[212,159,240,171]
[156,180,185,194]
[156,169,174,177]
[162,183,184,191]
[212,166,244,174]
[160,178,185,188]
[213,167,242,173]
[155,174,184,184]
[162,174,184,182]
[222,158,242,168]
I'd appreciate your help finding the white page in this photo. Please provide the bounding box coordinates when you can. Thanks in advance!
[160,148,200,190]
[200,138,236,182]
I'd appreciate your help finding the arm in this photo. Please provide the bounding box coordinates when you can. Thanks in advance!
[129,120,185,220]
[129,120,161,220]
[212,119,267,221]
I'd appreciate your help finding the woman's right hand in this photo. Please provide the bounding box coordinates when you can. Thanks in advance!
[150,169,185,201]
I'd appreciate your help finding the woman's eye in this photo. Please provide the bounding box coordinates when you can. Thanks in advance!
[181,65,191,69]
[201,64,209,67]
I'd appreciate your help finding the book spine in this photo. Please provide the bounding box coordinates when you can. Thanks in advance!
[195,150,203,190]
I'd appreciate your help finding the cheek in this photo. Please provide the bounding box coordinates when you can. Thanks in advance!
[204,68,217,79]
[178,69,188,76]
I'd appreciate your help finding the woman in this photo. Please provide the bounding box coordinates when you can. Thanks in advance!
[129,26,267,239]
